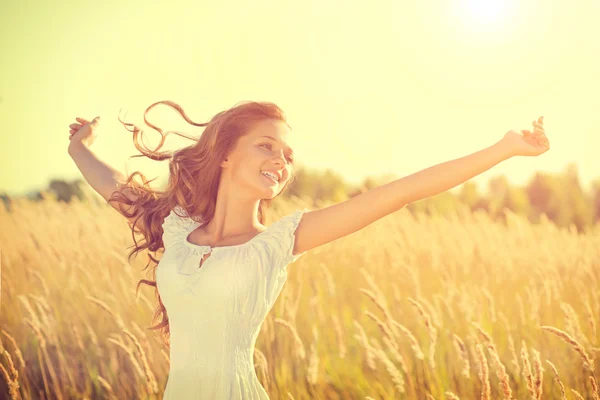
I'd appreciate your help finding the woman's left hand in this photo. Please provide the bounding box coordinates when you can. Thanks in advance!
[500,116,550,157]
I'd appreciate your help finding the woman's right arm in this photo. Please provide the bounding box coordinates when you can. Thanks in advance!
[68,141,143,229]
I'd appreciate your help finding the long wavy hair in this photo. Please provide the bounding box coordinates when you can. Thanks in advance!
[107,100,296,349]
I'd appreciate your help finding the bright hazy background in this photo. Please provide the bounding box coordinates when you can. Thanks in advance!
[1,0,598,196]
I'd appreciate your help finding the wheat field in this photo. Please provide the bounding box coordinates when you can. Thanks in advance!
[1,195,599,399]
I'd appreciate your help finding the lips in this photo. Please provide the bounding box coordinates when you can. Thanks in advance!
[261,172,278,185]
[261,169,281,181]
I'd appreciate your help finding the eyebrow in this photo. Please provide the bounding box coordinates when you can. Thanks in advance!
[259,136,294,155]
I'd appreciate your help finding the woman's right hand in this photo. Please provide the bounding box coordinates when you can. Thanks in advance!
[68,116,101,148]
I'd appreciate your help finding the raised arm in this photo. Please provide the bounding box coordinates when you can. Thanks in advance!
[291,118,550,257]
[67,117,145,232]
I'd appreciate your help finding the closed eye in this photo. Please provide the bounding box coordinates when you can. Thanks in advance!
[261,143,294,163]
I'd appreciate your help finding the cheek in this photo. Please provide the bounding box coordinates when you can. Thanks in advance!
[238,150,262,170]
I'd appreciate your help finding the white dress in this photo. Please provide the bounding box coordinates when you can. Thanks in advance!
[156,205,310,399]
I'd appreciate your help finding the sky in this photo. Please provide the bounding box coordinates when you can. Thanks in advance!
[1,0,598,198]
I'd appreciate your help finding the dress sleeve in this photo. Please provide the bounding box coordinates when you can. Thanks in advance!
[269,208,311,268]
[261,208,310,306]
[161,205,196,248]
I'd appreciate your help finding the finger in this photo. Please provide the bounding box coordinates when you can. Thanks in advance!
[534,133,548,145]
[69,123,81,129]
[533,130,546,139]
[76,117,89,123]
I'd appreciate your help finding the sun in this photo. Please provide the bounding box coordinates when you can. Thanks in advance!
[458,0,509,27]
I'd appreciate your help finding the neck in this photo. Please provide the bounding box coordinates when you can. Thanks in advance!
[202,177,265,242]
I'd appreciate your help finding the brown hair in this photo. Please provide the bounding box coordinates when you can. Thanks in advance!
[107,100,296,348]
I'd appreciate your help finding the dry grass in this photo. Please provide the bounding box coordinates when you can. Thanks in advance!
[545,360,567,400]
[1,198,599,399]
[486,344,513,400]
[476,344,491,400]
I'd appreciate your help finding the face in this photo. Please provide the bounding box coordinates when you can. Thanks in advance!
[223,119,296,198]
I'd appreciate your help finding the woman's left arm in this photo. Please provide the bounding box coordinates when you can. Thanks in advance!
[389,140,512,206]
[290,117,550,256]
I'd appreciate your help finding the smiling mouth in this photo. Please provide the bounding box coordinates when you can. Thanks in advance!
[261,173,278,185]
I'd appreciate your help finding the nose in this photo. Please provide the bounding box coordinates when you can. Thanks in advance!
[273,150,286,164]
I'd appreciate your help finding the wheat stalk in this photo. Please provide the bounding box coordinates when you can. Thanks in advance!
[364,310,399,352]
[331,314,347,359]
[107,337,145,379]
[360,288,398,338]
[445,391,460,400]
[86,295,125,330]
[545,360,567,400]
[531,347,544,400]
[352,319,377,370]
[540,326,595,372]
[452,333,470,379]
[23,318,63,400]
[571,389,585,400]
[372,342,405,394]
[486,344,513,400]
[407,297,437,369]
[521,341,536,400]
[97,375,117,400]
[253,348,270,386]
[390,320,425,360]
[507,334,520,376]
[0,361,20,400]
[475,344,491,400]
[306,325,320,386]
[472,322,497,354]
[274,318,306,359]
[584,299,597,340]
[0,330,25,371]
[122,328,158,394]
[590,375,600,400]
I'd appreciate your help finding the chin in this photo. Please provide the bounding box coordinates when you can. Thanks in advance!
[263,186,281,199]
[264,188,278,197]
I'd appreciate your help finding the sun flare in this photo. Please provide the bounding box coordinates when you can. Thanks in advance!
[459,0,509,27]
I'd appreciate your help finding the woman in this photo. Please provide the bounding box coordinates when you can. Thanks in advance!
[67,100,549,399]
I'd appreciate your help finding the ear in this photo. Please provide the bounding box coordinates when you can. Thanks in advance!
[220,157,229,168]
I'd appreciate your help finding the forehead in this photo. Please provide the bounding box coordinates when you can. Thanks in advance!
[246,119,295,151]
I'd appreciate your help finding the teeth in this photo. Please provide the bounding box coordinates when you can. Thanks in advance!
[261,171,278,182]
